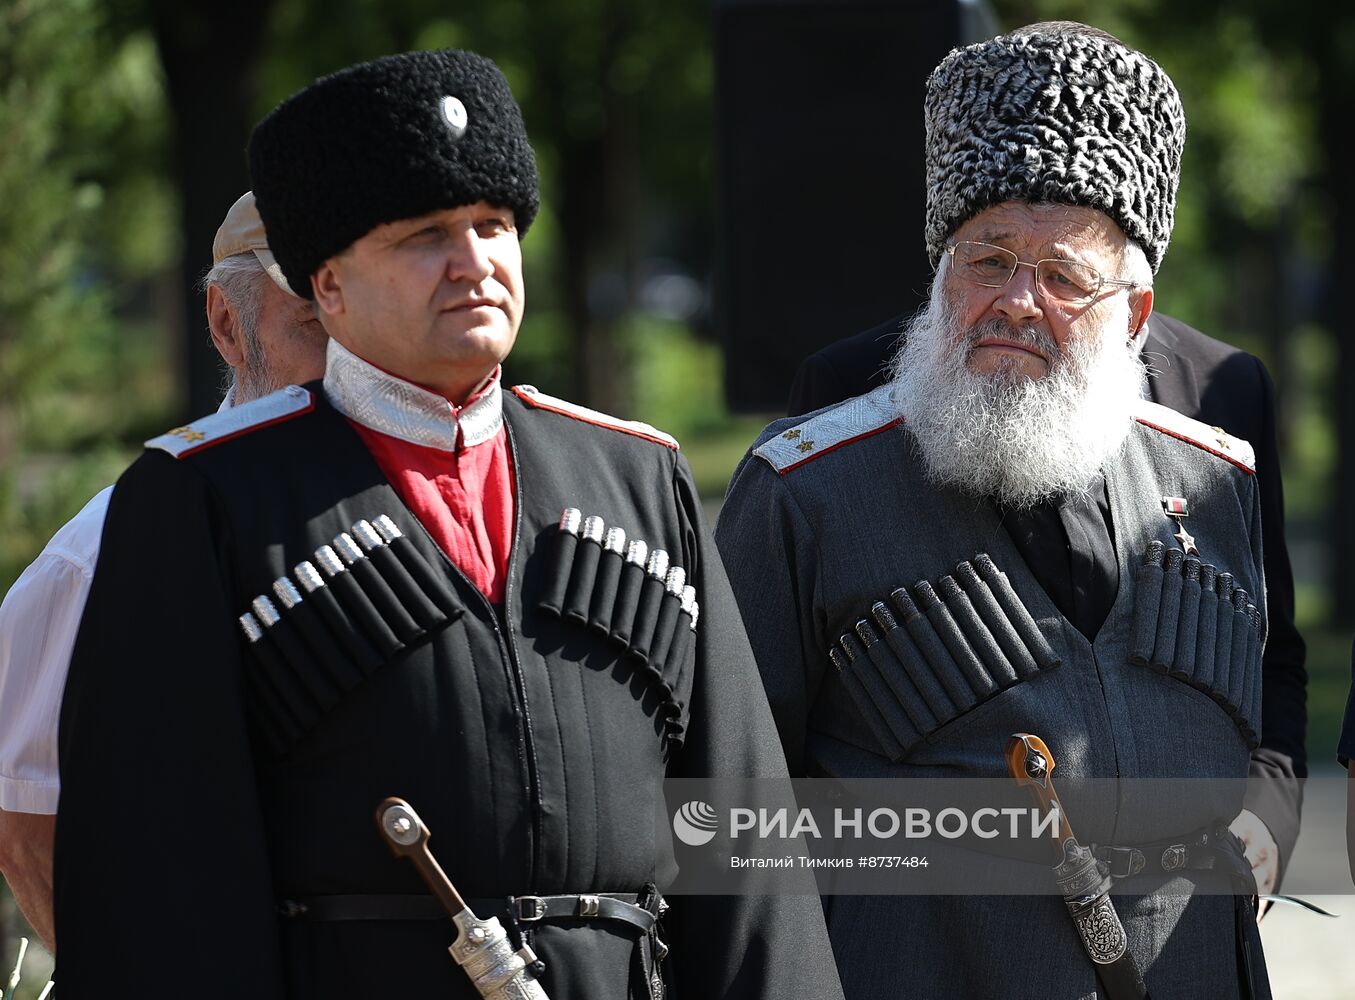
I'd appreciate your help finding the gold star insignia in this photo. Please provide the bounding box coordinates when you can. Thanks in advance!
[170,426,206,443]
[796,440,815,453]
[1174,523,1198,556]
[783,429,801,440]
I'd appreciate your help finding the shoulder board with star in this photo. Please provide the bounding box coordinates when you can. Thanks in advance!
[145,385,315,459]
[1132,398,1255,474]
[510,385,679,450]
[753,385,902,475]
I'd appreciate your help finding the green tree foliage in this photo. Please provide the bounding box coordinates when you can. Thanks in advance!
[0,0,175,587]
[256,0,714,411]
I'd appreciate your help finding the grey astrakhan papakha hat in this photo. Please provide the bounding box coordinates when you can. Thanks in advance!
[248,48,540,299]
[923,22,1185,272]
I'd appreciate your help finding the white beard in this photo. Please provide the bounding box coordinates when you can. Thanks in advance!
[889,282,1147,509]
[234,334,286,404]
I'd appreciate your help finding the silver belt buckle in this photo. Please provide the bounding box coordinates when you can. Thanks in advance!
[1160,844,1188,872]
[517,895,547,921]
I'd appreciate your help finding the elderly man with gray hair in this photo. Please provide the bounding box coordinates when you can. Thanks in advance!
[0,192,326,950]
[718,21,1275,1000]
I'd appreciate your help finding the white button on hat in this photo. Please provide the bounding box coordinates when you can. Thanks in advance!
[440,95,468,136]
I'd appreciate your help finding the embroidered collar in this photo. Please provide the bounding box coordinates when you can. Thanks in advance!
[322,339,503,452]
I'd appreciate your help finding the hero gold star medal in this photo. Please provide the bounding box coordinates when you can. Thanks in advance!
[1161,496,1197,557]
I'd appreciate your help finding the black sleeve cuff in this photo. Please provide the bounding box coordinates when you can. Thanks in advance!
[1244,749,1303,888]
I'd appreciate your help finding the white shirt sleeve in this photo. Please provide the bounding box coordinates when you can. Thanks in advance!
[0,487,113,813]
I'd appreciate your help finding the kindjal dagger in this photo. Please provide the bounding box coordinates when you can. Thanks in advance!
[377,797,551,1000]
[1006,733,1151,1000]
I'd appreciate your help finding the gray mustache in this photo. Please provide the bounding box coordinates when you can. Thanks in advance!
[962,320,1059,360]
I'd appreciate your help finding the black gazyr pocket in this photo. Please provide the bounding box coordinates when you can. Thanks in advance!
[829,554,1061,761]
[1126,545,1263,750]
[237,515,464,757]
[536,509,700,750]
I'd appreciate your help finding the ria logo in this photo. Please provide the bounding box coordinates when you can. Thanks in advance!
[672,800,719,846]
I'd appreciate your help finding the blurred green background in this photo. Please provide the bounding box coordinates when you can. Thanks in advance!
[3,0,1355,991]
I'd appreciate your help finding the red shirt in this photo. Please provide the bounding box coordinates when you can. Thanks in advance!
[348,380,515,604]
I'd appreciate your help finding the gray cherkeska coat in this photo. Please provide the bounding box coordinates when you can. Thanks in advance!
[716,385,1268,1000]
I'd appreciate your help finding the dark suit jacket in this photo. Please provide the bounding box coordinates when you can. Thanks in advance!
[788,311,1307,875]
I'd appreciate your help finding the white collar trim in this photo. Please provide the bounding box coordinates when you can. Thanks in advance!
[322,339,502,452]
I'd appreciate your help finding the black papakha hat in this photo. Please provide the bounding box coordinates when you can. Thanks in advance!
[924,21,1185,273]
[248,48,540,299]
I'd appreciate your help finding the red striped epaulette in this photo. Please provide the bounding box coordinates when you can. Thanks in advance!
[1132,398,1255,474]
[145,386,314,459]
[511,385,679,450]
[752,385,902,475]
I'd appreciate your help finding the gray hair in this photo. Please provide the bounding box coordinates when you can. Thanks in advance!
[199,253,270,400]
[1120,239,1153,290]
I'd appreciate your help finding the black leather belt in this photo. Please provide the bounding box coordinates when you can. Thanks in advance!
[278,891,659,934]
[1092,824,1242,881]
[510,892,659,932]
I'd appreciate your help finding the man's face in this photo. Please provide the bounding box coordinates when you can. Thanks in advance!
[313,202,524,403]
[888,200,1152,508]
[943,201,1141,382]
[218,267,329,405]
[253,279,328,386]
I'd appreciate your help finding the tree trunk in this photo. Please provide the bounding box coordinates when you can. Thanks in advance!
[1322,68,1355,625]
[148,0,275,419]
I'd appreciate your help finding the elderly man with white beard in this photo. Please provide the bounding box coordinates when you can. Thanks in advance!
[716,21,1274,1000]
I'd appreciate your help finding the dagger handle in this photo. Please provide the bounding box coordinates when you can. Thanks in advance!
[376,797,468,915]
[1005,733,1075,847]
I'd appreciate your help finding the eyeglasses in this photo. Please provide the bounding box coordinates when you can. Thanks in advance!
[945,241,1137,304]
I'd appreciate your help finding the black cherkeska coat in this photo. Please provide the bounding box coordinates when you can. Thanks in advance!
[56,384,845,1000]
[786,311,1306,870]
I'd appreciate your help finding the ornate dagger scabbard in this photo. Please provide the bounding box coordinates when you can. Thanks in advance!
[1006,734,1150,1000]
[377,797,551,1000]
